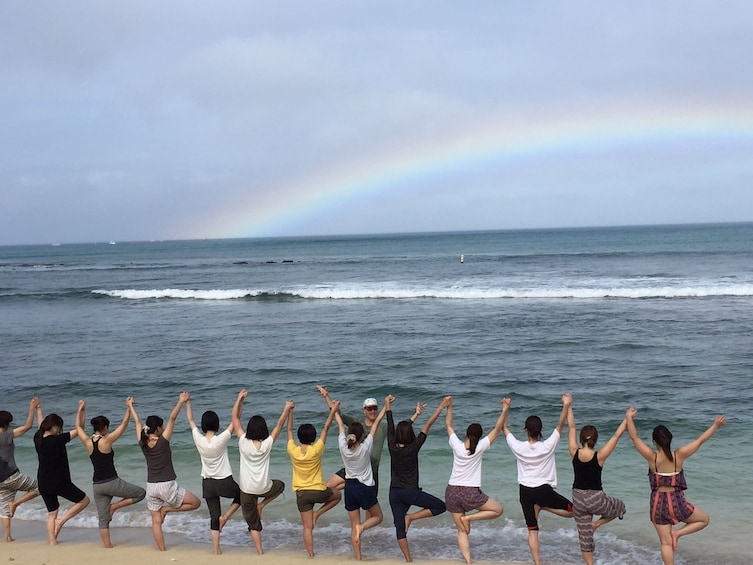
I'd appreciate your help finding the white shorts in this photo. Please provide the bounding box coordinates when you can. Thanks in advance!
[146,480,186,512]
[0,471,38,517]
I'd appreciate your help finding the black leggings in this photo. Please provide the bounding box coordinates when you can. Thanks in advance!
[202,476,241,530]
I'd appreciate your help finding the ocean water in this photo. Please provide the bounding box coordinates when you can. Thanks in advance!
[1,223,751,564]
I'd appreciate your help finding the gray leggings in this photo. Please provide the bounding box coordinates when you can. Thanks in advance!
[571,488,626,553]
[93,477,146,529]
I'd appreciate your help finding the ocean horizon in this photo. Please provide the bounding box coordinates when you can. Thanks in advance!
[2,222,751,564]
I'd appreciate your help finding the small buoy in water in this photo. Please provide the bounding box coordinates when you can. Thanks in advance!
[460,254,464,263]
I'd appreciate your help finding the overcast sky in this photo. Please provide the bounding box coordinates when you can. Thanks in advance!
[2,2,752,245]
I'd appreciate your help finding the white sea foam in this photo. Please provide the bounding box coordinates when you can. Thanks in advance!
[92,284,753,300]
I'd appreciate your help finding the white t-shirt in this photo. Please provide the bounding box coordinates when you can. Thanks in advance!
[505,429,561,487]
[191,428,233,479]
[448,433,492,487]
[338,433,375,486]
[238,435,275,494]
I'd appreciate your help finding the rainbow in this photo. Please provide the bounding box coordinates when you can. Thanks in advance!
[186,101,753,240]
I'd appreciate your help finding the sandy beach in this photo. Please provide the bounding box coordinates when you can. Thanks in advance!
[4,519,550,565]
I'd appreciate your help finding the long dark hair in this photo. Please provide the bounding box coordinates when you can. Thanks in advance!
[34,413,64,448]
[466,423,483,454]
[652,425,673,462]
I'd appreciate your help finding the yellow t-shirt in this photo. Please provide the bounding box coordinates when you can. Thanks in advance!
[287,438,326,491]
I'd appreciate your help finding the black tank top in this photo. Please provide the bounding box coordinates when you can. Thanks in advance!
[572,449,603,490]
[91,438,118,483]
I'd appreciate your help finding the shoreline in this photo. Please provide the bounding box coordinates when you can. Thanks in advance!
[5,519,546,565]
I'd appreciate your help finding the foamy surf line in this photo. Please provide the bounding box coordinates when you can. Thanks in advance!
[92,285,753,300]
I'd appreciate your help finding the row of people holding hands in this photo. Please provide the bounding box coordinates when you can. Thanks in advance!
[0,389,724,565]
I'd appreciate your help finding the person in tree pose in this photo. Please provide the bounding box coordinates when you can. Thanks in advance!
[444,396,505,565]
[75,397,146,548]
[566,400,626,565]
[386,395,449,562]
[0,397,41,542]
[626,407,725,565]
[128,393,200,551]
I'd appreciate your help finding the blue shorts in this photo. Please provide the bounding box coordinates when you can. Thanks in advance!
[344,478,378,511]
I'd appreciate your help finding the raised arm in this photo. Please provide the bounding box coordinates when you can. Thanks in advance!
[421,396,450,436]
[320,400,340,445]
[316,385,336,410]
[271,401,295,442]
[163,391,189,440]
[185,395,197,430]
[127,397,142,442]
[486,398,509,444]
[445,396,455,437]
[385,395,396,440]
[567,405,578,457]
[232,389,247,438]
[35,399,44,427]
[75,399,91,451]
[334,406,345,435]
[369,396,391,437]
[676,415,726,463]
[555,393,572,435]
[596,417,627,465]
[12,397,39,438]
[501,397,512,436]
[103,399,132,448]
[286,405,295,442]
[625,407,655,462]
[409,402,425,426]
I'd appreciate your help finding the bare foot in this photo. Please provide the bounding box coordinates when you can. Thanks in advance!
[8,501,17,518]
[459,515,471,534]
[354,523,364,544]
[160,507,169,521]
[671,529,679,551]
[257,503,265,519]
[110,504,117,519]
[54,519,64,539]
[219,516,227,532]
[5,536,15,543]
[404,514,413,533]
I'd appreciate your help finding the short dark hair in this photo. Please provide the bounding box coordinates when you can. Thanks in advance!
[297,423,317,445]
[246,415,270,441]
[0,411,12,429]
[90,415,110,434]
[525,415,543,441]
[395,420,416,445]
[201,410,220,433]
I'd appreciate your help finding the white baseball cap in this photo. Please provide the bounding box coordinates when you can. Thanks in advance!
[363,397,378,408]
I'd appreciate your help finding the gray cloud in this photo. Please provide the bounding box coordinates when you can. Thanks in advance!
[2,1,752,244]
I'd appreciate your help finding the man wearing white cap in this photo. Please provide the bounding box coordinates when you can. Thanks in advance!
[317,387,418,493]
